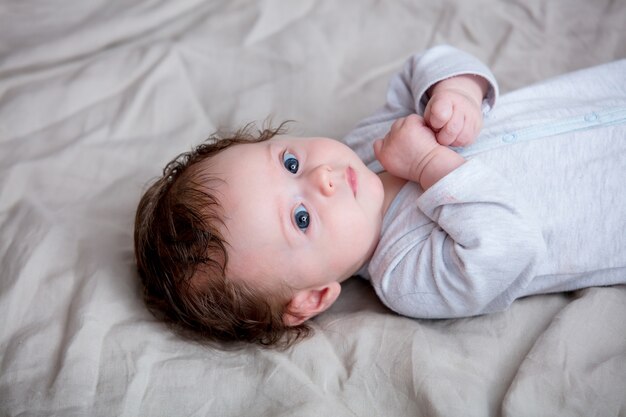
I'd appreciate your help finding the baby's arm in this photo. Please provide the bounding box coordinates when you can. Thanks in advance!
[369,159,547,319]
[373,114,465,190]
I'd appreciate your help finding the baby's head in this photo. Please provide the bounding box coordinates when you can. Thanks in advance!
[134,123,385,347]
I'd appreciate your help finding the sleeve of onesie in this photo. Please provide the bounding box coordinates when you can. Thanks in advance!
[343,44,499,173]
[369,159,547,319]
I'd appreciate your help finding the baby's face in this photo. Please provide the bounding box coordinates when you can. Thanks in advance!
[204,136,385,293]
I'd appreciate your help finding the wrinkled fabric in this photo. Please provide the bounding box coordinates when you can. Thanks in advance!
[1,1,625,416]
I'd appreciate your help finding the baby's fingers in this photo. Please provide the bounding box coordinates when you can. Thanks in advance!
[449,119,474,147]
[373,138,383,158]
[436,110,464,146]
[425,97,453,131]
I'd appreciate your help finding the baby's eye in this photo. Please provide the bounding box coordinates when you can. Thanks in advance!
[283,152,299,174]
[294,204,310,231]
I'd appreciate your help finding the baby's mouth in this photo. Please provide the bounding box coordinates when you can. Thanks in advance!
[346,166,357,197]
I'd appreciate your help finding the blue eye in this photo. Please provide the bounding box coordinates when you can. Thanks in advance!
[283,152,299,174]
[294,204,310,231]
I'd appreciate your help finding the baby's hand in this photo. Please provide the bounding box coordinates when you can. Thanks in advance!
[424,74,487,147]
[373,114,439,182]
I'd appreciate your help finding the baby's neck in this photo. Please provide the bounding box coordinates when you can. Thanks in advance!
[378,171,407,216]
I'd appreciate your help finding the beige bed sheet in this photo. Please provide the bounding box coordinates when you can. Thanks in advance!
[1,1,625,416]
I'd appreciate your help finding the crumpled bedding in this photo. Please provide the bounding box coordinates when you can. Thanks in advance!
[1,1,625,416]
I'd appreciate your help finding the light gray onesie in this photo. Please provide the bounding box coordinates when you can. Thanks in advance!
[344,45,626,318]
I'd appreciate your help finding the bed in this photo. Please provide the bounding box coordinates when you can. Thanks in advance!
[1,1,625,416]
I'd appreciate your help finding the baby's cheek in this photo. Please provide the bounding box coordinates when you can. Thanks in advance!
[337,216,375,261]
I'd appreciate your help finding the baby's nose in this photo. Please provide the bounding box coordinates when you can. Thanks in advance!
[311,165,335,196]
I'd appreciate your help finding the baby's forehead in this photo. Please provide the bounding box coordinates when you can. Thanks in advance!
[197,133,328,175]
[268,134,303,144]
[274,135,324,142]
[195,139,270,183]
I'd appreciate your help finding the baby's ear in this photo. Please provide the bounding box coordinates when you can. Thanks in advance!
[283,282,341,326]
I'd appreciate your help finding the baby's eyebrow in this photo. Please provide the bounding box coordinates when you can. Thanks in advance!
[266,142,275,168]
[277,201,296,250]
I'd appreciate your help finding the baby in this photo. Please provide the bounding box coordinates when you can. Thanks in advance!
[134,46,626,346]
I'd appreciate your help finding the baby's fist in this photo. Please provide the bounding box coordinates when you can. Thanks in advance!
[424,74,487,147]
[373,114,438,182]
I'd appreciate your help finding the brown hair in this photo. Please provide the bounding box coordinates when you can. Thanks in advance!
[134,122,311,347]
